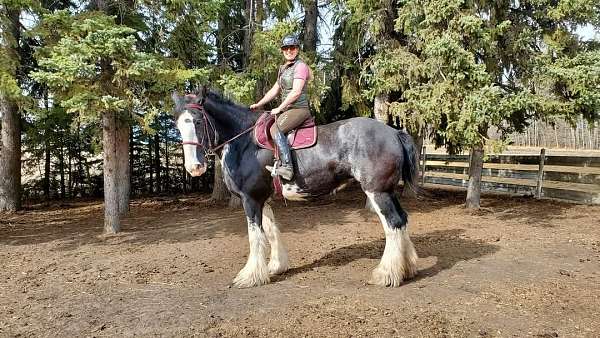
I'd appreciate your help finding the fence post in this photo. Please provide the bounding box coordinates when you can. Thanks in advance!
[536,148,546,198]
[421,146,427,186]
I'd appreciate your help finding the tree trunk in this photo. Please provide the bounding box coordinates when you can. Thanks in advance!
[373,93,389,124]
[75,118,85,197]
[84,158,91,197]
[116,120,130,215]
[403,128,423,198]
[148,135,154,193]
[466,144,484,209]
[229,194,242,208]
[181,162,188,194]
[212,157,230,201]
[43,88,51,200]
[0,9,22,212]
[302,0,318,55]
[102,111,120,233]
[0,96,21,212]
[154,134,161,193]
[212,157,242,207]
[58,145,65,198]
[44,136,51,200]
[254,0,267,96]
[68,145,73,197]
[242,0,253,69]
[129,126,134,196]
[164,133,170,192]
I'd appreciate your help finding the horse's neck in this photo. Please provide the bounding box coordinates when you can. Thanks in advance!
[205,98,259,144]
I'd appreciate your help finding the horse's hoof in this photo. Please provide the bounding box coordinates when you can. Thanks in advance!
[368,268,399,287]
[268,261,289,275]
[232,268,270,288]
[368,266,415,287]
[268,251,289,275]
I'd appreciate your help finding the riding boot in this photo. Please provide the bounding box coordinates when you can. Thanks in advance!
[266,130,294,180]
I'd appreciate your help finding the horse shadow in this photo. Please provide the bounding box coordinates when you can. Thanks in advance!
[275,228,499,284]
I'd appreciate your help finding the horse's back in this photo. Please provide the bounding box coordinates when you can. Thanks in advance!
[316,117,404,152]
[294,117,412,193]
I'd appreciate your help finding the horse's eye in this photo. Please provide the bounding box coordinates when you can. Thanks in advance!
[184,118,192,123]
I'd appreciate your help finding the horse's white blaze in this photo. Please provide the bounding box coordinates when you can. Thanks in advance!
[233,218,270,287]
[176,111,202,172]
[365,191,418,287]
[282,183,309,201]
[262,204,289,275]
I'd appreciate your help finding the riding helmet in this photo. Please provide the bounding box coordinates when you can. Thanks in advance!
[281,35,300,48]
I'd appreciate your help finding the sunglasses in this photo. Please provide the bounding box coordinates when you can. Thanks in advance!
[281,46,298,52]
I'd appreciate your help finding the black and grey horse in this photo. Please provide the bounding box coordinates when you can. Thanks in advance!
[172,89,419,287]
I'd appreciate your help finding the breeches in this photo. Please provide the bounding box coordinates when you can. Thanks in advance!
[269,108,311,139]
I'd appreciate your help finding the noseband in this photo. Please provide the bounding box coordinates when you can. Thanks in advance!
[181,102,256,156]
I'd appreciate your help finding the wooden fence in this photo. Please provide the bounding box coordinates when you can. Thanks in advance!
[420,149,600,204]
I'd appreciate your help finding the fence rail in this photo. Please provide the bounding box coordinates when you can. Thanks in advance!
[421,149,600,204]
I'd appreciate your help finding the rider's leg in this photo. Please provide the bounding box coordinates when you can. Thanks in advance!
[267,108,311,180]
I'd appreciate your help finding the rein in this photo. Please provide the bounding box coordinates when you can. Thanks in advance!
[181,103,259,156]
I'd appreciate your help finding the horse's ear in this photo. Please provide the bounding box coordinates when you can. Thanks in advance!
[192,85,208,100]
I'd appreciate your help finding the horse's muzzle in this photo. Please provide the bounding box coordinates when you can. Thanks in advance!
[186,164,207,177]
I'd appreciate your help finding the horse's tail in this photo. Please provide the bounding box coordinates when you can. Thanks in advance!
[397,130,419,196]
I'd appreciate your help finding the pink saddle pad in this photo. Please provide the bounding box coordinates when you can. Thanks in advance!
[254,113,317,151]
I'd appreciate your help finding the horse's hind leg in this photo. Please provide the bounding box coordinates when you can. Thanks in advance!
[262,203,289,275]
[365,191,418,287]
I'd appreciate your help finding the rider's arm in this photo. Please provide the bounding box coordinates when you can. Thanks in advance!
[276,78,306,111]
[252,83,280,108]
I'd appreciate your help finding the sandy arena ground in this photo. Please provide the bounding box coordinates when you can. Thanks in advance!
[1,186,599,337]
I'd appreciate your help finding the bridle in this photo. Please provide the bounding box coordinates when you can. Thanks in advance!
[181,102,256,156]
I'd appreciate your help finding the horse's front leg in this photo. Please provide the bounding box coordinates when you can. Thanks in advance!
[233,196,270,288]
[262,203,289,275]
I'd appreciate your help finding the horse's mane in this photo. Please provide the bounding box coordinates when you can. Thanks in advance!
[206,90,257,118]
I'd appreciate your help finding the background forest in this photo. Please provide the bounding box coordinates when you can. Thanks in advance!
[1,0,599,232]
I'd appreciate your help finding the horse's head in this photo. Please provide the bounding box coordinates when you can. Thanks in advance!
[172,89,213,177]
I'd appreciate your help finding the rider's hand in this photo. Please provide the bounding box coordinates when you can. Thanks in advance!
[271,107,281,115]
[249,103,261,111]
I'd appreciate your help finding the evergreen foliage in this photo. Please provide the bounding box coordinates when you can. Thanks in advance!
[1,0,598,211]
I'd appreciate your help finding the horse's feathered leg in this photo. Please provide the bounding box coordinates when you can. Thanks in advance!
[262,203,289,275]
[365,191,418,287]
[233,197,270,288]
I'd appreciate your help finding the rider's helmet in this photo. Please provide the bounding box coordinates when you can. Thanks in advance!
[281,35,300,48]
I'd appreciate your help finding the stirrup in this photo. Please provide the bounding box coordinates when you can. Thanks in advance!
[266,161,293,180]
[266,161,280,177]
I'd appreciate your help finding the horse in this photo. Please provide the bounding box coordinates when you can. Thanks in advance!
[171,88,419,288]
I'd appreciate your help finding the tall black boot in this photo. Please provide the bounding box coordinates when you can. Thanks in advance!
[266,130,294,180]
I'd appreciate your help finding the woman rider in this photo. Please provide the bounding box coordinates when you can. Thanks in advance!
[250,35,312,180]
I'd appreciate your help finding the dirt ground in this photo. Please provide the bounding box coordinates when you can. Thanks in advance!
[1,186,599,337]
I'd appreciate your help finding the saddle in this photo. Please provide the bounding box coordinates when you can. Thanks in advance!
[254,113,317,151]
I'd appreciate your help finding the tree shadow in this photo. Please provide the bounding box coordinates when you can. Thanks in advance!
[0,185,577,249]
[0,191,366,250]
[402,185,576,227]
[275,229,499,284]
[474,195,575,227]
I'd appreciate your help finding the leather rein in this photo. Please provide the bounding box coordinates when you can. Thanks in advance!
[181,103,257,156]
